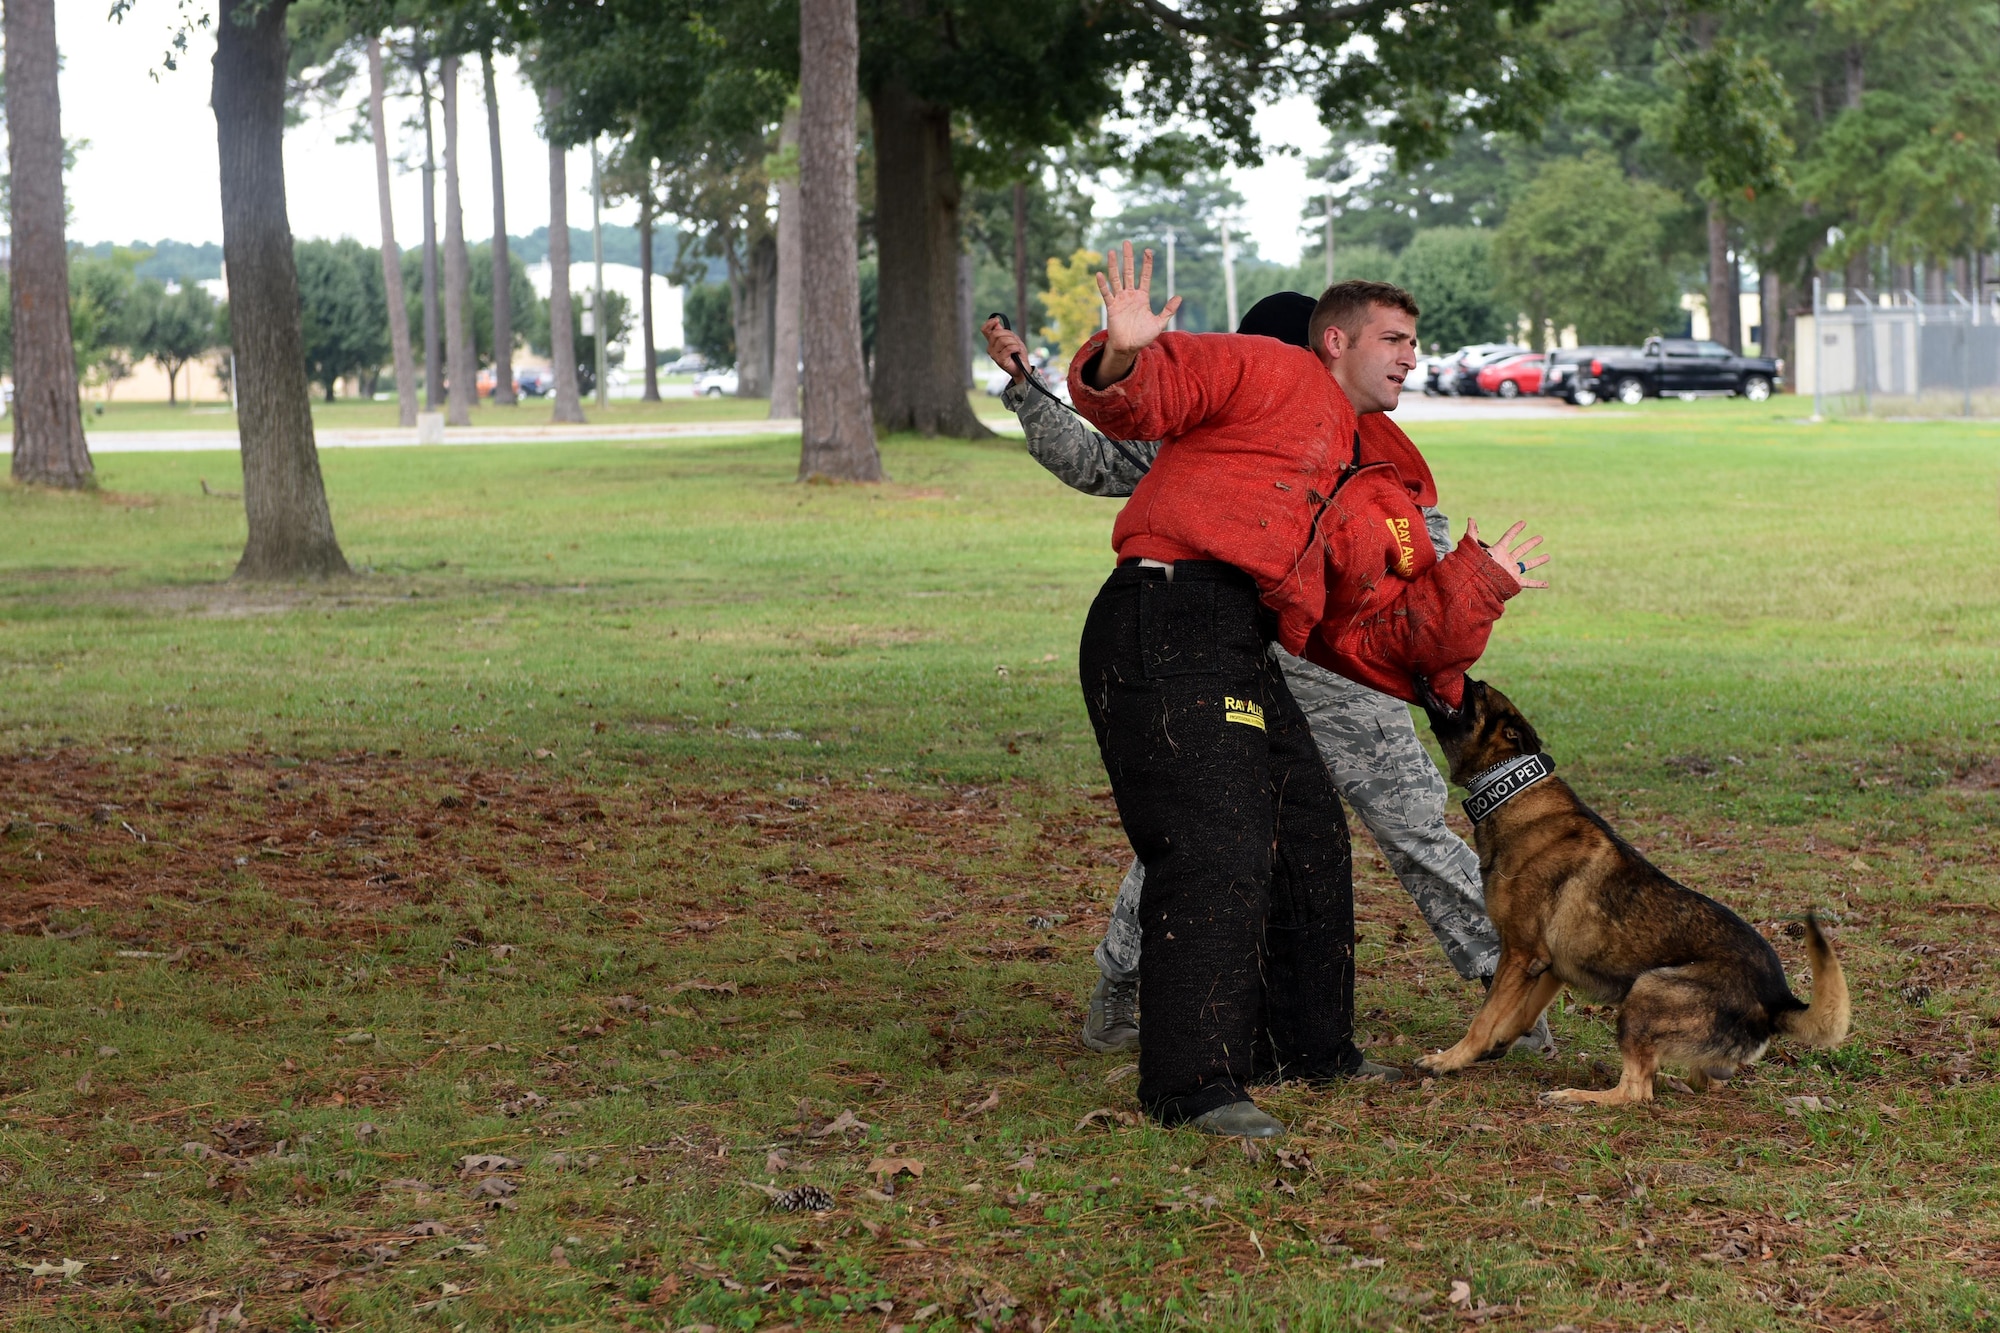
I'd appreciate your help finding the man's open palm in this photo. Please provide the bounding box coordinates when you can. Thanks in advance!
[1087,240,1182,388]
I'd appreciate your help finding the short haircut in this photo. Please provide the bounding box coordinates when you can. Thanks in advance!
[1309,279,1421,353]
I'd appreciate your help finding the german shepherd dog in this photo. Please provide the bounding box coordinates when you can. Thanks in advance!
[1416,679,1851,1106]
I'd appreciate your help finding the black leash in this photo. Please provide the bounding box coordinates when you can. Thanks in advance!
[987,313,1153,476]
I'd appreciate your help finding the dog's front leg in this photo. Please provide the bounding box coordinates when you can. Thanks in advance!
[1418,955,1558,1074]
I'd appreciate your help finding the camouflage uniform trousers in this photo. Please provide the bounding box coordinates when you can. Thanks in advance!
[1093,647,1501,985]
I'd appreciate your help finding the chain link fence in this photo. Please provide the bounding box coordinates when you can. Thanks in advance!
[1798,281,2000,418]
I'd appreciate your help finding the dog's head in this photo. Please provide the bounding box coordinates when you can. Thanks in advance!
[1419,677,1545,787]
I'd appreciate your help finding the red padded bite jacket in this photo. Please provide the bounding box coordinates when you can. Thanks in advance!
[1068,329,1516,707]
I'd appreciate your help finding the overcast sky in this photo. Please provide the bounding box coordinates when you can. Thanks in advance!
[64,0,1332,266]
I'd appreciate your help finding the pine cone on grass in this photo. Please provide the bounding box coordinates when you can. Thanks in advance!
[773,1184,834,1212]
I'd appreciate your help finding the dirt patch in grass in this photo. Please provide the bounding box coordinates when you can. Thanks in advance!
[1948,758,2000,793]
[1,748,1998,1329]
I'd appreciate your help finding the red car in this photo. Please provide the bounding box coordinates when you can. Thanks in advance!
[1475,352,1545,398]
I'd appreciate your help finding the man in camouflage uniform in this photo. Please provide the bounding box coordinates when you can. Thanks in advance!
[983,299,1553,1059]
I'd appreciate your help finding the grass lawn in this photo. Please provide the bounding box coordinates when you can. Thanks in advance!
[77,391,1019,433]
[1,411,1998,1330]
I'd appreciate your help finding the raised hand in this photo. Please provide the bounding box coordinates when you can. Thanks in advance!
[1468,518,1550,591]
[1086,240,1182,389]
[981,316,1030,383]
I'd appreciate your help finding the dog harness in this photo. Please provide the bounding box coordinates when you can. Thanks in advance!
[1461,752,1557,823]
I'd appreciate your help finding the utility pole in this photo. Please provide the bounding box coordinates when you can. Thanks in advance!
[1165,230,1177,331]
[1324,177,1337,289]
[1221,218,1239,332]
[590,139,608,411]
[1810,274,1823,422]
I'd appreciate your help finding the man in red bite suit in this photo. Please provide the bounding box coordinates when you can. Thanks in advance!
[1067,242,1547,1137]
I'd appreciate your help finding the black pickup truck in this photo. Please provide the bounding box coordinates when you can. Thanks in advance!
[1542,337,1780,405]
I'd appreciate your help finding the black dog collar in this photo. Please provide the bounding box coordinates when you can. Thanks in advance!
[1462,753,1556,823]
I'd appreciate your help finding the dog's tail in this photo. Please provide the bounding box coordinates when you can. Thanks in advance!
[1776,914,1850,1049]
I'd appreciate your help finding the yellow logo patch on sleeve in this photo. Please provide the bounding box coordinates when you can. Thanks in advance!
[1383,516,1416,575]
[1223,695,1266,730]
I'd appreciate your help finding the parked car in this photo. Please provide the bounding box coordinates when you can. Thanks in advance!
[1565,337,1781,405]
[661,352,707,375]
[984,351,1065,399]
[694,367,740,397]
[1537,348,1621,404]
[1412,355,1448,396]
[1439,343,1529,395]
[1475,352,1545,398]
[514,366,555,398]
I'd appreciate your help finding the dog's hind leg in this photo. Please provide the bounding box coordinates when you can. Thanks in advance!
[1419,958,1561,1074]
[1540,967,1713,1107]
[1684,1064,1736,1094]
[1541,1045,1660,1107]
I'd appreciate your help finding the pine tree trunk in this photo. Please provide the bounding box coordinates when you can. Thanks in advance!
[1763,268,1789,374]
[482,50,517,407]
[737,233,777,398]
[769,109,802,420]
[211,0,348,579]
[868,80,990,438]
[5,0,91,488]
[545,91,585,424]
[368,37,418,428]
[441,55,475,426]
[639,204,660,402]
[418,57,443,410]
[957,249,975,389]
[797,0,880,480]
[1012,180,1028,331]
[1705,202,1735,351]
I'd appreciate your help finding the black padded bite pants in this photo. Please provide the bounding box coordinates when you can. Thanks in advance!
[1079,560,1362,1125]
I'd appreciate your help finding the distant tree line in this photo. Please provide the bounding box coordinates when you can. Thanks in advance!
[0,248,224,404]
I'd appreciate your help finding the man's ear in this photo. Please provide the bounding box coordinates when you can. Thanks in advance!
[1319,322,1346,362]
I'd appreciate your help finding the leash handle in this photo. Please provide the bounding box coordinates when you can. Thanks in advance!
[986,311,1152,478]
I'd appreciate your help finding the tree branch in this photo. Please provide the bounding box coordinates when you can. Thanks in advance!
[1120,0,1399,41]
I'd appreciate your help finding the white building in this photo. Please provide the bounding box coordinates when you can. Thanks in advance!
[524,261,686,366]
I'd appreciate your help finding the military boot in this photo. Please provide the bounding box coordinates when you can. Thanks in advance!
[1188,1101,1285,1138]
[1515,1011,1556,1056]
[1080,974,1139,1054]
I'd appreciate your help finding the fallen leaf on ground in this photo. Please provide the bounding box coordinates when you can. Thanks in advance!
[807,1109,868,1138]
[962,1088,1000,1116]
[459,1154,521,1174]
[25,1258,84,1279]
[1076,1107,1139,1131]
[669,979,738,995]
[864,1156,924,1179]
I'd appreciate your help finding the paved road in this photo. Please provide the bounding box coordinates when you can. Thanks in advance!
[9,395,1582,456]
[46,418,807,454]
